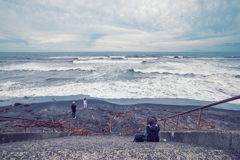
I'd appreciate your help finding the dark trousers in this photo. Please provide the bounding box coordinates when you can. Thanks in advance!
[72,111,76,118]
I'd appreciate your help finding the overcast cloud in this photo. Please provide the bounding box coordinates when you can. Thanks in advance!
[0,0,240,52]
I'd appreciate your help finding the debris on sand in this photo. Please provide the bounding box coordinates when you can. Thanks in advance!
[14,103,31,107]
[1,104,240,136]
[14,103,22,106]
[0,108,11,113]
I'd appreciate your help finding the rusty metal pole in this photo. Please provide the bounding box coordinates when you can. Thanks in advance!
[52,122,55,132]
[197,109,202,130]
[41,123,43,132]
[163,119,166,131]
[22,120,26,132]
[61,124,63,132]
[176,115,179,131]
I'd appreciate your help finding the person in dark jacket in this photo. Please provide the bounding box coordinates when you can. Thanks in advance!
[145,116,160,142]
[71,101,76,119]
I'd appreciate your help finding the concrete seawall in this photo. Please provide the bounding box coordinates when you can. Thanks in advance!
[159,131,240,153]
[0,132,70,144]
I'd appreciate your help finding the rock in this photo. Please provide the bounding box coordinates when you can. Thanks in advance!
[14,103,22,106]
[24,103,31,107]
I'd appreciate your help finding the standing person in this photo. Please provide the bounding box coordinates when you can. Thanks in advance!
[71,101,76,119]
[145,116,160,142]
[83,98,87,108]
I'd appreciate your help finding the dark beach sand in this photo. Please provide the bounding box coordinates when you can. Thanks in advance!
[0,99,240,134]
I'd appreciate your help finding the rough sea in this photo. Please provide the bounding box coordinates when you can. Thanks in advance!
[0,52,240,110]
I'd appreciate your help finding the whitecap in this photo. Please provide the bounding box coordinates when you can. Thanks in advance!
[73,60,142,64]
[0,63,95,72]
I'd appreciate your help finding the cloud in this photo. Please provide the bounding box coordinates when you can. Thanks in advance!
[29,34,80,44]
[0,38,28,45]
[0,0,240,51]
[90,34,107,40]
[217,43,240,46]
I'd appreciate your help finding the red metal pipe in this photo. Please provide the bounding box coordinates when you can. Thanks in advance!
[160,95,240,120]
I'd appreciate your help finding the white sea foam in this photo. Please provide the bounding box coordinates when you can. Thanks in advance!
[0,63,95,71]
[48,56,78,59]
[73,60,142,64]
[0,81,19,87]
[109,56,126,59]
[126,57,158,61]
[1,52,240,106]
[162,56,184,59]
[133,68,240,75]
[77,56,109,60]
[1,73,240,105]
[75,56,157,63]
[130,58,240,76]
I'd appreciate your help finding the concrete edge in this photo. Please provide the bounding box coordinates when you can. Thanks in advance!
[159,131,240,154]
[0,132,70,144]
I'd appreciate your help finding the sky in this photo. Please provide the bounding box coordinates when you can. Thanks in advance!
[0,0,240,52]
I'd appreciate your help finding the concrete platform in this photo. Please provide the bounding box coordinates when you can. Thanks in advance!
[159,131,240,154]
[0,136,239,159]
[0,132,70,144]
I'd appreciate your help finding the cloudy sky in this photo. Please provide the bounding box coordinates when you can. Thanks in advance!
[0,0,240,52]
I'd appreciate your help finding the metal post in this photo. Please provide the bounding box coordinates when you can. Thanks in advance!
[197,109,202,130]
[61,124,63,132]
[41,123,43,132]
[163,119,166,131]
[176,115,179,131]
[23,120,26,132]
[52,122,55,132]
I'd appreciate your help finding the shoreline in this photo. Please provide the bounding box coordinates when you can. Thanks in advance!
[1,95,239,111]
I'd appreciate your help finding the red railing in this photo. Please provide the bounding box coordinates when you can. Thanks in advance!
[0,116,63,132]
[159,95,240,131]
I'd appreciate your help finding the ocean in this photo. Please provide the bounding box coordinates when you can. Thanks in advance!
[0,52,240,110]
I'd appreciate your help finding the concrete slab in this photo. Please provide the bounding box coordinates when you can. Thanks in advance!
[1,136,239,159]
[159,131,172,141]
[231,131,240,153]
[159,131,240,153]
[0,132,70,144]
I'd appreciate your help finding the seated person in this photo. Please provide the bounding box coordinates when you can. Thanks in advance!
[145,116,160,142]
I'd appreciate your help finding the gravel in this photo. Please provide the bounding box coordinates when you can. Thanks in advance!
[0,136,239,159]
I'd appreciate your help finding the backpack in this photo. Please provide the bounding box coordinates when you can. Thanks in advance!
[133,135,145,142]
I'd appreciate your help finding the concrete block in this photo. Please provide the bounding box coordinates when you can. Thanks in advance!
[173,131,196,144]
[159,131,240,151]
[198,131,231,149]
[209,131,231,150]
[231,131,240,153]
[0,132,70,144]
[173,131,231,150]
[159,131,172,141]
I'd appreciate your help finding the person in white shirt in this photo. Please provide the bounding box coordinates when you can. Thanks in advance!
[83,98,87,108]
